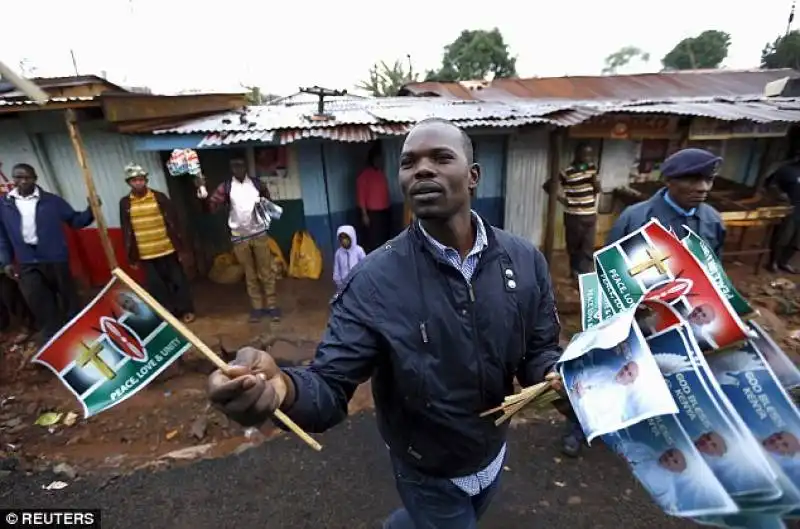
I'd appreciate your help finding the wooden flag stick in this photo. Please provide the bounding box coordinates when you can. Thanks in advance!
[0,61,49,104]
[111,267,323,452]
[64,108,118,271]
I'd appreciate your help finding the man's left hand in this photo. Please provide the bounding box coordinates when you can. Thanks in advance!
[546,370,564,395]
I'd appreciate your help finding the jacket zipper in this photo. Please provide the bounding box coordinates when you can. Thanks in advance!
[467,282,484,403]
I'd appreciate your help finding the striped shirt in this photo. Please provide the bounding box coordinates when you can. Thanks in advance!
[418,211,507,496]
[560,162,599,215]
[129,190,175,260]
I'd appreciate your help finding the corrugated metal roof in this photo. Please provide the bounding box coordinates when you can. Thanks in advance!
[400,69,800,101]
[154,97,568,141]
[153,92,800,146]
[153,97,566,137]
[605,100,800,123]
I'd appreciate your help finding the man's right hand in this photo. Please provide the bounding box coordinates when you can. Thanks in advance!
[3,264,18,280]
[193,174,206,189]
[207,347,290,427]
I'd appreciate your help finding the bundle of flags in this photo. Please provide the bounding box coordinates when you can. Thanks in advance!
[487,218,800,528]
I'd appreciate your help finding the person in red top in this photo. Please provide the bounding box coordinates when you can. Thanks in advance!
[356,145,391,252]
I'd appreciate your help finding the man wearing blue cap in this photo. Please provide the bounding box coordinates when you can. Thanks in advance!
[607,148,726,255]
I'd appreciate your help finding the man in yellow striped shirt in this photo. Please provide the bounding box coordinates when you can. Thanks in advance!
[119,164,195,324]
[544,143,602,280]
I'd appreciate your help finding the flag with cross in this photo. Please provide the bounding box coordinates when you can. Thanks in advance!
[593,219,753,353]
[32,277,192,417]
[578,272,616,331]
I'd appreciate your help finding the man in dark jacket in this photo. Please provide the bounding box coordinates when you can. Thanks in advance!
[206,118,565,528]
[119,163,195,323]
[606,148,726,256]
[0,163,96,342]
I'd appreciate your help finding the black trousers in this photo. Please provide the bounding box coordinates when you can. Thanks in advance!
[564,213,597,275]
[770,208,800,266]
[142,253,194,317]
[18,261,81,341]
[364,208,392,253]
[0,273,35,332]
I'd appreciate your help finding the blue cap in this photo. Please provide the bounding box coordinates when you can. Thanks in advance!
[660,148,722,180]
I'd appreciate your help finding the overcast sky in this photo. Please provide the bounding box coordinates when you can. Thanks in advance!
[1,0,796,96]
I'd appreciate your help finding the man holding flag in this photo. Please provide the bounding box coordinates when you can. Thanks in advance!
[207,118,565,528]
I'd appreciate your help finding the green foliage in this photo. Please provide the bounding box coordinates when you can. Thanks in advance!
[602,46,650,75]
[357,56,419,97]
[662,30,731,70]
[762,30,800,69]
[425,28,517,82]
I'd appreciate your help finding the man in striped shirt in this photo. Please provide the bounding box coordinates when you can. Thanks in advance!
[545,143,602,280]
[120,164,195,324]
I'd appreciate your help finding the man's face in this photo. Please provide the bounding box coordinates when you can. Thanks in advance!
[695,431,727,457]
[128,176,148,194]
[230,159,247,181]
[658,448,687,473]
[666,174,715,210]
[577,145,593,165]
[339,233,351,249]
[763,432,800,457]
[12,166,36,196]
[398,122,479,220]
[615,361,639,385]
[688,304,715,326]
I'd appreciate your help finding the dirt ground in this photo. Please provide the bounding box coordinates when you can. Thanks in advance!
[0,276,375,477]
[2,236,800,480]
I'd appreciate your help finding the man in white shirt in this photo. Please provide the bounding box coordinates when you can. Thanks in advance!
[0,164,96,342]
[195,157,279,323]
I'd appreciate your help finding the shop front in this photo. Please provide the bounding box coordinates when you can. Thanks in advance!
[559,114,684,248]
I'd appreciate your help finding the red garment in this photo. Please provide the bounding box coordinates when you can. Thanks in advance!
[356,167,390,211]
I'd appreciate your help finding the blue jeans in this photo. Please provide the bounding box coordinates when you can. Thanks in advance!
[383,455,502,529]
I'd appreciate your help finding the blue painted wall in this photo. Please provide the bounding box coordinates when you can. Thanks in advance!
[297,140,374,269]
[473,135,506,228]
[299,133,508,271]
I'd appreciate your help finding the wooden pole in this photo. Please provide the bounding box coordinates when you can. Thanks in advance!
[64,109,118,271]
[0,61,49,104]
[111,267,323,452]
[543,128,563,264]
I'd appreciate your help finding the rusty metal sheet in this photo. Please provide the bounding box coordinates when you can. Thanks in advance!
[400,69,800,101]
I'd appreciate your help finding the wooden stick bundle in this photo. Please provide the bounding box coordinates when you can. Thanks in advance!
[480,379,562,426]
